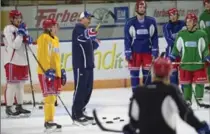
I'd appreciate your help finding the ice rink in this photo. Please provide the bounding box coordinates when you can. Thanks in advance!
[1,88,210,134]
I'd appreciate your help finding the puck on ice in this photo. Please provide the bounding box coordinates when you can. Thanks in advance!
[119,119,124,122]
[92,123,96,125]
[102,117,107,120]
[39,106,43,109]
[113,117,120,120]
[106,121,113,124]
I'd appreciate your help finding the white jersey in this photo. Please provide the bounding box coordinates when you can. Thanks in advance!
[3,24,28,66]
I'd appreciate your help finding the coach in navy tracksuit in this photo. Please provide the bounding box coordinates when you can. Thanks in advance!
[72,11,99,124]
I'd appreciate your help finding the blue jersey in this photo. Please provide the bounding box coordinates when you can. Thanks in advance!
[163,20,185,56]
[124,16,159,56]
[72,23,99,69]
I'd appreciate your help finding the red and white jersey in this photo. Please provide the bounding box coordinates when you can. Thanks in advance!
[3,24,27,66]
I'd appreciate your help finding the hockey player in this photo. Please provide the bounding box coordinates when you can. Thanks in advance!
[3,10,32,116]
[170,13,210,105]
[199,0,210,90]
[124,0,158,91]
[72,11,99,125]
[123,57,210,134]
[37,18,66,130]
[163,8,185,85]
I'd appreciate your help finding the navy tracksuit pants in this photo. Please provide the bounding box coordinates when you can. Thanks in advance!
[72,68,93,119]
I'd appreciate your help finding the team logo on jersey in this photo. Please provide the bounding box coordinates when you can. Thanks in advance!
[206,21,210,27]
[136,29,148,35]
[185,41,197,47]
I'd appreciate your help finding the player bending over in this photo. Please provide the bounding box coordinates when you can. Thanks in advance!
[37,19,67,130]
[163,8,185,86]
[123,57,210,134]
[199,0,210,90]
[124,0,158,91]
[3,10,33,117]
[170,13,210,106]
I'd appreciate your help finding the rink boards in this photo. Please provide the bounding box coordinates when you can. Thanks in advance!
[1,38,167,94]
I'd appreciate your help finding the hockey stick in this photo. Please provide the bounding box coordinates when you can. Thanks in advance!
[93,109,123,133]
[24,44,36,107]
[26,45,74,121]
[192,90,210,108]
[95,10,116,31]
[172,62,204,65]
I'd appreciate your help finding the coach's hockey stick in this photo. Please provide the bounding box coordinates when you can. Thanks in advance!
[93,109,123,133]
[95,10,116,31]
[192,90,210,108]
[26,45,74,121]
[24,44,36,107]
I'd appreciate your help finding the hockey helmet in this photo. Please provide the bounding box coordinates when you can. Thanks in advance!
[9,10,22,18]
[185,13,198,25]
[136,0,146,11]
[168,8,179,16]
[42,19,58,29]
[153,57,172,77]
[203,0,210,5]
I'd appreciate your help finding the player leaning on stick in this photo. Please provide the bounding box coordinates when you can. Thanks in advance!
[123,57,210,134]
[170,13,210,106]
[37,18,67,130]
[72,11,100,125]
[3,10,33,117]
[199,0,210,90]
[124,0,158,91]
[163,8,185,86]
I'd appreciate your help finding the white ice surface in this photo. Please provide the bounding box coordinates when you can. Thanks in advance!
[1,88,210,134]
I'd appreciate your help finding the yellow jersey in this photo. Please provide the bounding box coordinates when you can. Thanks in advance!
[37,33,61,77]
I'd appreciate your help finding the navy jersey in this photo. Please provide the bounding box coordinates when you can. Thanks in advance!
[72,23,99,69]
[124,16,159,55]
[163,20,185,56]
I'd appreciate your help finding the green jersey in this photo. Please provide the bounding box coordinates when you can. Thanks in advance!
[199,10,210,45]
[172,29,209,71]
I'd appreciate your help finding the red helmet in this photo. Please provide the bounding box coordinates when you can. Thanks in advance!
[185,13,198,25]
[42,19,57,29]
[136,0,146,11]
[168,8,179,16]
[153,57,172,77]
[9,10,22,18]
[203,0,210,5]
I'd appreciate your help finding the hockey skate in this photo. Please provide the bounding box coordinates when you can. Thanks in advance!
[73,115,93,126]
[44,122,62,133]
[15,104,31,117]
[5,106,20,118]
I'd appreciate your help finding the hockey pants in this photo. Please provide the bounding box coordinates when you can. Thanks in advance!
[72,68,93,119]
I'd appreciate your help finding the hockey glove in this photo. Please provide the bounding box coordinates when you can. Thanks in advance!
[125,51,132,61]
[197,122,210,134]
[203,56,210,63]
[123,124,137,134]
[152,49,159,59]
[45,69,56,81]
[86,28,98,40]
[23,36,33,45]
[17,23,28,36]
[61,69,67,86]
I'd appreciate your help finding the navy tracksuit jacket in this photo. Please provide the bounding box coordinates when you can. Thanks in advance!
[71,23,99,118]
